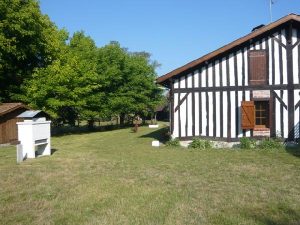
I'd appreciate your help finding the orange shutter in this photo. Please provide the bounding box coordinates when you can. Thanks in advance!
[241,101,255,129]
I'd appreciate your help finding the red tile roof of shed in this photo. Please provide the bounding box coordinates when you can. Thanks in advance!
[0,103,29,116]
[156,13,300,86]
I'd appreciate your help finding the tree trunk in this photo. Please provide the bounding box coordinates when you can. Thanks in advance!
[88,119,95,130]
[120,113,125,126]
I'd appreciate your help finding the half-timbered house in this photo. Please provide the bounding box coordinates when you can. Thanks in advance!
[157,14,300,141]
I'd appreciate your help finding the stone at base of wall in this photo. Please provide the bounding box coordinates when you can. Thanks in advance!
[180,140,240,148]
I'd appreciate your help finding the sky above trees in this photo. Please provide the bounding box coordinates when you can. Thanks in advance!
[39,0,300,76]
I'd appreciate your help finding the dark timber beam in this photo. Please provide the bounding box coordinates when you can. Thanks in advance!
[287,22,295,141]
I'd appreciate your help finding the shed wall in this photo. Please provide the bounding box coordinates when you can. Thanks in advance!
[0,109,25,144]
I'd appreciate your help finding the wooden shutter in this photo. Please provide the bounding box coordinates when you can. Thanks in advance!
[249,50,267,85]
[241,101,255,129]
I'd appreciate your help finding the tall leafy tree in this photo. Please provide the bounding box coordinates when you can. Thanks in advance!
[98,42,163,124]
[21,32,101,125]
[68,31,105,125]
[0,0,66,102]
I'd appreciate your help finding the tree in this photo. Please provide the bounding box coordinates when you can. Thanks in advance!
[0,0,66,102]
[21,32,101,126]
[97,42,163,124]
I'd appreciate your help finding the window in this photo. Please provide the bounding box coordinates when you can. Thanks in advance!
[254,101,269,128]
[241,100,269,129]
[249,50,267,85]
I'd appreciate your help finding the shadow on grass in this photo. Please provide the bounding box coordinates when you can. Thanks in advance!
[51,124,131,137]
[51,148,58,155]
[285,145,300,158]
[244,204,300,225]
[139,126,169,144]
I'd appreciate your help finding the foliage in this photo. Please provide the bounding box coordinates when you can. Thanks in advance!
[165,138,180,147]
[258,138,283,150]
[188,138,212,149]
[0,0,67,102]
[19,32,102,125]
[240,137,257,149]
[97,42,163,124]
[2,1,163,125]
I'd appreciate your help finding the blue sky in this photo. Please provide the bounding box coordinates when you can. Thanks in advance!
[39,0,300,76]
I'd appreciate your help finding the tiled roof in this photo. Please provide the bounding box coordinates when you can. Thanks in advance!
[0,103,28,116]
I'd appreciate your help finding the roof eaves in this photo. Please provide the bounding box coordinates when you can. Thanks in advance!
[157,13,300,86]
[0,103,29,116]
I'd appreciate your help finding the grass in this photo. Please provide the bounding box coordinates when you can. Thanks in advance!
[0,123,300,225]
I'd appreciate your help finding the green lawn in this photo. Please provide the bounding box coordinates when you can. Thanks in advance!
[0,123,300,225]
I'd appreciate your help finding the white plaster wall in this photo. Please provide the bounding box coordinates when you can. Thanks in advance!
[230,91,236,138]
[173,93,179,137]
[268,37,273,85]
[275,90,281,137]
[282,30,288,85]
[195,92,199,136]
[222,91,228,138]
[274,32,281,85]
[237,91,243,138]
[187,73,192,88]
[222,57,227,86]
[229,54,235,86]
[215,60,220,87]
[283,90,288,138]
[236,50,243,86]
[215,91,220,137]
[244,47,249,86]
[292,29,299,84]
[208,64,213,87]
[294,90,300,139]
[208,92,213,137]
[194,70,199,88]
[201,92,207,136]
[180,93,186,137]
[174,79,179,89]
[187,93,193,136]
[180,76,185,88]
[201,68,206,87]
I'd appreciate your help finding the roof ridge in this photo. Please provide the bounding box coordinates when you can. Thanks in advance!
[157,13,300,85]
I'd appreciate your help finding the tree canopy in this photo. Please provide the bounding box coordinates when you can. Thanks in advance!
[1,0,163,126]
[0,0,67,102]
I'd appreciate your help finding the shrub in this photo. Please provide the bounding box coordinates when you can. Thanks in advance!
[258,138,283,150]
[188,138,212,149]
[240,137,256,149]
[165,138,180,147]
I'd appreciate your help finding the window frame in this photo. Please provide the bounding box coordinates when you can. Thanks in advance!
[254,100,270,129]
[241,99,271,131]
[248,49,268,85]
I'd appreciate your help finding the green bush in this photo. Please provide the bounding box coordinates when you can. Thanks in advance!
[258,138,283,150]
[165,138,180,147]
[240,137,256,149]
[188,138,212,149]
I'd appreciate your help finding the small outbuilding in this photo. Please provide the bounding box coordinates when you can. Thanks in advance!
[0,103,29,144]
